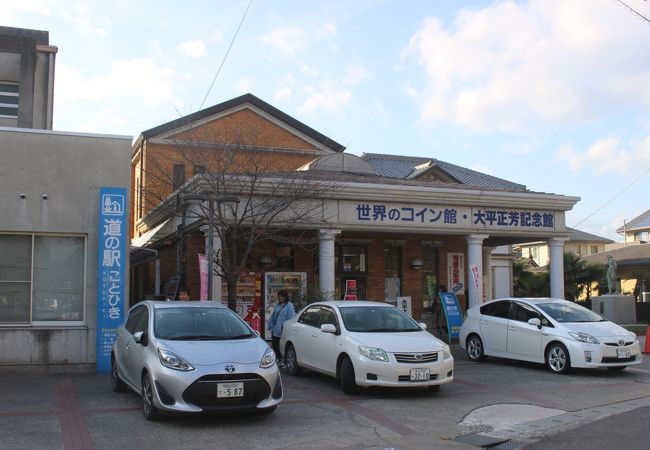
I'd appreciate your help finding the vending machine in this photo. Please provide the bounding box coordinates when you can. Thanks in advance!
[263,272,306,340]
[221,272,262,323]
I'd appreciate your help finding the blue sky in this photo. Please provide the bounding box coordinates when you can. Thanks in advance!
[4,0,650,241]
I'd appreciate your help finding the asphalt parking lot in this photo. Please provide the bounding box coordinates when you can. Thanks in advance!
[1,343,649,450]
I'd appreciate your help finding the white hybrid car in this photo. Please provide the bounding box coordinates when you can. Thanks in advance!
[459,297,642,374]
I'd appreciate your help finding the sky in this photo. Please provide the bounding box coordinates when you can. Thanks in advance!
[3,0,650,242]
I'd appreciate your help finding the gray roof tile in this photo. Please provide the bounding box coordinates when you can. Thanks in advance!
[361,153,527,191]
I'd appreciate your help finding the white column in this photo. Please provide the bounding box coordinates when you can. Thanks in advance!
[319,229,341,300]
[548,237,568,299]
[466,234,489,309]
[482,247,494,303]
[201,225,223,302]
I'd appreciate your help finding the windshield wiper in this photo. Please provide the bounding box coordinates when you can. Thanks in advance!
[226,334,254,340]
[167,335,223,340]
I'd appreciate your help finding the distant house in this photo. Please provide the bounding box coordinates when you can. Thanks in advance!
[617,209,650,244]
[514,227,613,267]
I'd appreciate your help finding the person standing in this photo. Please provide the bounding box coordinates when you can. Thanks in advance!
[267,289,294,368]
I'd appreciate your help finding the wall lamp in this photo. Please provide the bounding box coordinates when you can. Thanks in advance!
[410,258,423,270]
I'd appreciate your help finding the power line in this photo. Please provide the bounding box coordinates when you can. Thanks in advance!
[199,0,254,111]
[572,165,650,228]
[615,0,650,24]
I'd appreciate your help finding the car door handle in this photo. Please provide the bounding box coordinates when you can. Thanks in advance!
[509,327,516,331]
[311,334,317,338]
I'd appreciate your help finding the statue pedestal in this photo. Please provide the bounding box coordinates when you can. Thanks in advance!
[591,295,636,324]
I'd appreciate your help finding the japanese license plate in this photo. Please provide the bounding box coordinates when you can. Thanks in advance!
[217,382,244,398]
[617,348,631,359]
[410,368,430,381]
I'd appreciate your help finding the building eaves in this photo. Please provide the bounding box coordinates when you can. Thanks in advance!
[139,93,346,153]
[616,208,650,233]
[566,227,614,244]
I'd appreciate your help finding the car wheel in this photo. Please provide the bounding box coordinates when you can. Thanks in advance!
[142,373,160,421]
[607,366,627,371]
[466,334,487,362]
[546,342,571,375]
[110,355,127,393]
[427,385,441,392]
[284,344,302,376]
[340,357,357,395]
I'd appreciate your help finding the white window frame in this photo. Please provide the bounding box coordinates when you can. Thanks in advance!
[0,82,19,119]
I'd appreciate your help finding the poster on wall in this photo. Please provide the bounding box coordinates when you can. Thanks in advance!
[263,272,306,340]
[447,252,465,294]
[96,187,127,374]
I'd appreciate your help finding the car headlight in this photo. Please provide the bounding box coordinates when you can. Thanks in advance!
[158,348,194,371]
[441,344,452,359]
[358,346,389,362]
[568,332,599,344]
[260,347,276,368]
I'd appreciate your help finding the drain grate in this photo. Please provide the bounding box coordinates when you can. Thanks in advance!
[454,433,510,448]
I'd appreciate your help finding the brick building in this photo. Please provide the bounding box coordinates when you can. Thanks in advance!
[130,93,579,333]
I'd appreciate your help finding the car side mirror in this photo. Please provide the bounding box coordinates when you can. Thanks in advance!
[528,318,542,329]
[133,331,144,343]
[419,322,427,330]
[320,323,337,334]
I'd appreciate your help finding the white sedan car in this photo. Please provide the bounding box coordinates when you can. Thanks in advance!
[279,301,454,394]
[459,297,642,374]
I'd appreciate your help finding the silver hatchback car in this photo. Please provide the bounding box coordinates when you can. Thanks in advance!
[111,301,282,420]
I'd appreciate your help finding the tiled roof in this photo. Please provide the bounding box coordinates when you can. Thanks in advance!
[566,227,614,244]
[360,153,527,192]
[616,208,650,233]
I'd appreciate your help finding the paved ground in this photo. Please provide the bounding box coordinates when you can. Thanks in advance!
[0,340,648,450]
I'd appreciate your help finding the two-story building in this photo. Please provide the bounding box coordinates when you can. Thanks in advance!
[130,93,579,332]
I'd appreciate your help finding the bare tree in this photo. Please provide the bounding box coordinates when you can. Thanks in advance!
[136,127,341,311]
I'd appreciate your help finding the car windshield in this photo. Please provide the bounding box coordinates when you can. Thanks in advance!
[536,302,607,323]
[154,307,254,340]
[339,306,422,332]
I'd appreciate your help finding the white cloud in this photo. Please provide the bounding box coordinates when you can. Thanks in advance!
[274,73,296,100]
[557,135,650,175]
[405,0,650,132]
[298,82,351,114]
[344,64,369,85]
[178,39,206,58]
[317,22,337,36]
[261,26,307,56]
[56,59,177,107]
[234,77,254,94]
[298,63,319,77]
[0,0,56,21]
[298,63,369,115]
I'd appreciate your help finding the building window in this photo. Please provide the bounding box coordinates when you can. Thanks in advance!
[193,165,206,176]
[0,82,19,119]
[0,234,85,325]
[275,245,294,271]
[422,246,439,310]
[172,164,186,191]
[590,245,599,255]
[384,245,401,302]
[635,231,649,242]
